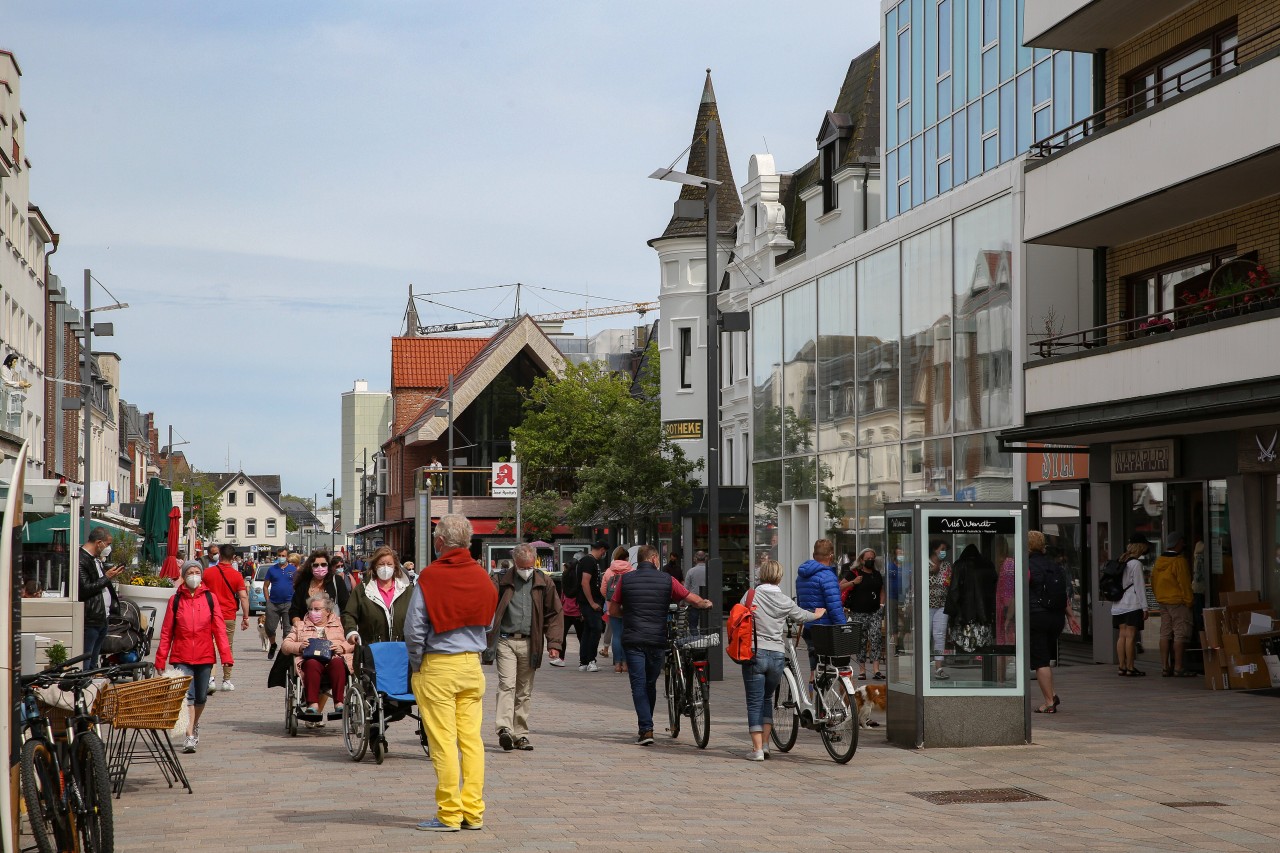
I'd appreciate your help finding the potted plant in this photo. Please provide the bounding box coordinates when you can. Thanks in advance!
[1137,316,1173,335]
[45,641,68,668]
[116,562,177,609]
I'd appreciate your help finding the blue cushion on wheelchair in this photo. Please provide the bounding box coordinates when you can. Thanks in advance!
[369,642,415,703]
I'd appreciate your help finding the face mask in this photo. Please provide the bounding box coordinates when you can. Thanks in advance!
[335,566,345,575]
[209,554,219,563]
[517,568,534,581]
[101,545,112,559]
[308,608,326,624]
[895,552,904,561]
[278,556,287,565]
[863,559,875,567]
[376,566,395,581]
[937,551,947,560]
[312,566,329,579]
[185,574,201,589]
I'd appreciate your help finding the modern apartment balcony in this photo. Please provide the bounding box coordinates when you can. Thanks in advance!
[1014,293,1280,443]
[1023,28,1280,248]
[1024,0,1198,51]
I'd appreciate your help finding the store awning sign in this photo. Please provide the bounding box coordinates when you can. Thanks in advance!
[1111,439,1177,481]
[663,419,703,441]
[1237,426,1280,473]
[1025,442,1089,483]
[926,515,1017,534]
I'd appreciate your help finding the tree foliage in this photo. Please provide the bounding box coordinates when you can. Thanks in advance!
[175,472,223,539]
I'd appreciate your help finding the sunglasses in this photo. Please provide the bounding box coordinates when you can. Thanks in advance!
[313,562,329,568]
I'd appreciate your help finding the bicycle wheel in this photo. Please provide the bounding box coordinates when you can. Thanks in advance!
[72,730,114,853]
[818,681,858,764]
[770,670,799,752]
[20,738,70,853]
[688,671,711,750]
[342,683,368,761]
[663,661,682,739]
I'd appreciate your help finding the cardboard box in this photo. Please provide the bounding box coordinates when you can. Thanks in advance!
[1222,591,1262,607]
[1203,608,1227,648]
[1245,612,1280,634]
[1227,654,1280,690]
[1203,647,1231,690]
[1266,655,1280,684]
[1225,603,1275,634]
[1221,631,1280,657]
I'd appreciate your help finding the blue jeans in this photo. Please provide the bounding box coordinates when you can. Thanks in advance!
[742,649,786,732]
[84,625,109,670]
[610,619,625,664]
[623,644,667,734]
[173,663,213,706]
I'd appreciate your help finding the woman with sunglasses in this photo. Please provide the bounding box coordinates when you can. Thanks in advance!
[289,550,350,630]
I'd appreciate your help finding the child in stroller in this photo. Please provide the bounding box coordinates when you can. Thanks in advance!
[102,599,158,676]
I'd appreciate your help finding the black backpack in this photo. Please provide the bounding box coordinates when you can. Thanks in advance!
[562,557,582,600]
[1035,561,1070,613]
[1098,559,1131,602]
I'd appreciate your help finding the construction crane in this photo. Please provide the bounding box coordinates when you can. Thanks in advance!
[403,283,659,336]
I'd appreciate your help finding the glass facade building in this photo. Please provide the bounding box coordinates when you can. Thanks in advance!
[883,0,1092,217]
[753,194,1016,564]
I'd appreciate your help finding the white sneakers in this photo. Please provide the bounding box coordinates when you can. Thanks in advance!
[748,749,765,761]
[182,735,196,754]
[548,657,566,667]
[579,662,598,672]
[221,680,235,692]
[208,677,218,693]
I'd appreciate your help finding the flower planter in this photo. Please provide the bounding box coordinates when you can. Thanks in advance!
[116,581,177,619]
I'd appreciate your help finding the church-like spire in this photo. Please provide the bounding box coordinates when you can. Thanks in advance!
[650,69,743,244]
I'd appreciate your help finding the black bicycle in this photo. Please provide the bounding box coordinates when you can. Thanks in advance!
[661,604,719,749]
[19,652,142,853]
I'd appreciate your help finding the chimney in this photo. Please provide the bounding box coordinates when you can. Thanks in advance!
[354,379,368,392]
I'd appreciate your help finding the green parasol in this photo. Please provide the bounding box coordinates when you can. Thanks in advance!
[140,476,174,565]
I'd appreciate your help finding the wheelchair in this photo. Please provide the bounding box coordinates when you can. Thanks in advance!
[283,654,344,736]
[341,642,430,764]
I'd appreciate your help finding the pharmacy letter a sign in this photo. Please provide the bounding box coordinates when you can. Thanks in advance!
[492,462,520,497]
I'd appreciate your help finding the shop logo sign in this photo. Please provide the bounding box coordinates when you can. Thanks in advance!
[1111,440,1177,481]
[1237,427,1280,473]
[1257,432,1278,464]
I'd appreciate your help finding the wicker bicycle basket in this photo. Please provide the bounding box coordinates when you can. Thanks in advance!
[38,688,109,738]
[99,675,191,730]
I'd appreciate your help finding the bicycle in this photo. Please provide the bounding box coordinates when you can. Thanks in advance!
[769,621,860,764]
[18,652,142,853]
[661,604,719,749]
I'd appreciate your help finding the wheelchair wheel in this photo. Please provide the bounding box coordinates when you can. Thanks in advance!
[342,683,367,761]
[372,735,385,765]
[286,697,298,737]
[418,721,430,758]
[285,669,300,737]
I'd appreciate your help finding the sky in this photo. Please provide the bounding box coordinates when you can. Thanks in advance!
[7,1,880,500]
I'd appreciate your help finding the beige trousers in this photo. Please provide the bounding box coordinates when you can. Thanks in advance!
[494,637,535,737]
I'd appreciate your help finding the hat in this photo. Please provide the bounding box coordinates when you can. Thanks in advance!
[180,560,203,575]
[1164,533,1184,550]
[592,540,609,551]
[1127,532,1151,547]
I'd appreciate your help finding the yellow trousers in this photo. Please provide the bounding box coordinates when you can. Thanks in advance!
[412,651,486,826]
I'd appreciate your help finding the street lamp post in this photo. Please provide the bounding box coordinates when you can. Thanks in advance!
[73,269,127,543]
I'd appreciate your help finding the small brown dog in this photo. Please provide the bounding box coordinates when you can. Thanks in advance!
[256,614,270,651]
[852,684,887,729]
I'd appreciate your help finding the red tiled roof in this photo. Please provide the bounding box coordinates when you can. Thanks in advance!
[391,337,490,389]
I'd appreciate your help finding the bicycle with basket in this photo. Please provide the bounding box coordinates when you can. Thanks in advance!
[661,604,720,749]
[770,620,861,763]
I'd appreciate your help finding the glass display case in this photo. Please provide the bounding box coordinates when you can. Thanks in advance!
[885,501,1029,748]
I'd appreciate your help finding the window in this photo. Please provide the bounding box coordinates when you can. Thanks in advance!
[225,519,237,537]
[246,518,257,537]
[938,0,952,75]
[1129,23,1237,113]
[679,327,692,389]
[1124,250,1240,327]
[266,518,277,537]
[226,491,236,506]
[246,491,255,506]
[820,139,841,213]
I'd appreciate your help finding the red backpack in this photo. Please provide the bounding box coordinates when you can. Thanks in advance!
[726,589,758,663]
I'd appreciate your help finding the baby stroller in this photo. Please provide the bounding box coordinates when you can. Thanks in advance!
[341,642,429,764]
[102,600,157,678]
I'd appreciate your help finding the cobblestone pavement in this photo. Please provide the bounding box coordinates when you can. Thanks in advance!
[106,630,1280,853]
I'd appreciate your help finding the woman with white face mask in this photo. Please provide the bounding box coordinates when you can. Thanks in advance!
[341,546,413,646]
[154,561,233,753]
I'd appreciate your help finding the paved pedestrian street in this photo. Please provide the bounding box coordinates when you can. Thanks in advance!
[109,631,1280,853]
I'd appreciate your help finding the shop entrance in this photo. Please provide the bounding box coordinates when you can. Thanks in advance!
[1033,485,1090,642]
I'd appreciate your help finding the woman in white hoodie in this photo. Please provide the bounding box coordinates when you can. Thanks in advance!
[739,560,824,761]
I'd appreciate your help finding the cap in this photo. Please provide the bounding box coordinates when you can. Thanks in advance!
[1127,532,1151,546]
[592,540,609,551]
[1164,533,1183,550]
[180,560,203,575]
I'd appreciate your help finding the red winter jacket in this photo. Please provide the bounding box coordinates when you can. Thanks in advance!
[155,584,233,668]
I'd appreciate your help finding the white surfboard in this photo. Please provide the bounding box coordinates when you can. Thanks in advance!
[1,441,29,853]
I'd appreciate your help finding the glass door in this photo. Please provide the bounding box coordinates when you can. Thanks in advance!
[1036,486,1088,640]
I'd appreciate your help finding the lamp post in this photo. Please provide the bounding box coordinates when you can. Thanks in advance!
[162,425,190,487]
[325,477,336,553]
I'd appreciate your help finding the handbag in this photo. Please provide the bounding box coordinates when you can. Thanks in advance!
[302,637,333,661]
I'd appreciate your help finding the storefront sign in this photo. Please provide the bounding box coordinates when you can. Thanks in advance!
[926,515,1017,534]
[1110,439,1177,481]
[491,462,519,497]
[1237,426,1280,473]
[888,516,912,534]
[663,419,704,441]
[1025,443,1089,483]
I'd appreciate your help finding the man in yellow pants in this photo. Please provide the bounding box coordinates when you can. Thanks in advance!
[405,514,499,832]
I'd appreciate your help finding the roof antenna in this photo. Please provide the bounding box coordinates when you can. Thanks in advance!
[762,136,771,154]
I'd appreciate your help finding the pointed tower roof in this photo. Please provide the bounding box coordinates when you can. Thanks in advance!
[650,70,743,245]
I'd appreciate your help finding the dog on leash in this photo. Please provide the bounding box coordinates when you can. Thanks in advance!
[852,684,887,729]
[256,614,270,652]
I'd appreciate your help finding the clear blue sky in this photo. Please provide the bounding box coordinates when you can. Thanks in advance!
[7,1,879,499]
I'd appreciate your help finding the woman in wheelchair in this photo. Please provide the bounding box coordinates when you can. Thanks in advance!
[282,593,354,722]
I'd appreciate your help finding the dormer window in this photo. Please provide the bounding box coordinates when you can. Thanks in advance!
[817,111,854,215]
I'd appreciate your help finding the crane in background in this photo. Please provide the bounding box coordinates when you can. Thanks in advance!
[402,283,658,336]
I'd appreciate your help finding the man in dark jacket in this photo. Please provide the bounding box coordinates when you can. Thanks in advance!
[80,527,123,668]
[575,541,608,672]
[609,543,711,746]
[795,538,848,675]
[487,543,564,752]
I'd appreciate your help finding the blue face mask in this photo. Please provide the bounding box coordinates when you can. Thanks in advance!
[938,550,948,560]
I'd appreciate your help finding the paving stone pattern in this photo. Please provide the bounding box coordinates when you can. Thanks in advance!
[109,632,1280,852]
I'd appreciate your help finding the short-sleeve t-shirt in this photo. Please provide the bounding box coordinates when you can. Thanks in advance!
[265,563,296,604]
[204,562,246,620]
[576,554,603,607]
[611,573,691,605]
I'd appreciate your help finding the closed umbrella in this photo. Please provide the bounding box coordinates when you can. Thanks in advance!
[140,476,174,566]
[159,506,182,579]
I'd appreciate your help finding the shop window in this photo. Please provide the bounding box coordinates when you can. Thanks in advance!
[1128,22,1237,113]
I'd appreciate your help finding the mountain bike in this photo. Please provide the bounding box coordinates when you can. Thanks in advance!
[770,621,860,763]
[661,604,719,749]
[19,652,142,853]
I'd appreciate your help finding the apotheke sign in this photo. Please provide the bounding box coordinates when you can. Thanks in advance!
[662,419,704,441]
[1111,439,1177,481]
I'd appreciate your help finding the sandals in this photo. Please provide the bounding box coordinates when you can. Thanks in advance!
[1034,705,1057,714]
[1119,668,1146,677]
[1053,694,1061,709]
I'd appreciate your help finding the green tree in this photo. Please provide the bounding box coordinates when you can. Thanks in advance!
[495,490,564,541]
[281,494,315,512]
[176,472,223,539]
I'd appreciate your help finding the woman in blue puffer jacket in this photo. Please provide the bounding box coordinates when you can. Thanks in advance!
[794,539,848,673]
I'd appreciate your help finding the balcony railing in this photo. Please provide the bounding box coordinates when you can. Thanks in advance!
[1,386,25,436]
[1034,274,1280,359]
[1030,22,1280,159]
